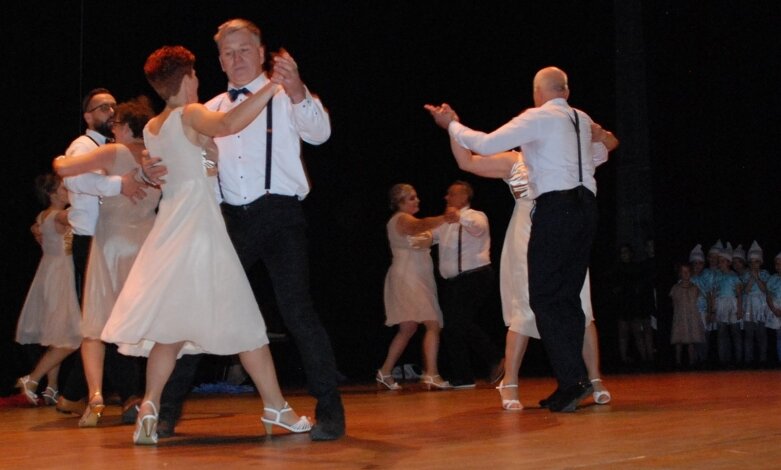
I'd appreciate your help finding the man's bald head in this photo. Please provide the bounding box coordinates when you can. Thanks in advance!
[532,66,569,107]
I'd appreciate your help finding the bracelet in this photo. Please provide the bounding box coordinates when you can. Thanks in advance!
[136,167,155,185]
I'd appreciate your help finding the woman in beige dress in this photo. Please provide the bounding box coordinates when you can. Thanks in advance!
[54,97,160,427]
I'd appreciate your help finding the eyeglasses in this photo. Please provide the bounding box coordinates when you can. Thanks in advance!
[87,103,116,113]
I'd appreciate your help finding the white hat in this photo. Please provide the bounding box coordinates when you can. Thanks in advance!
[708,239,723,256]
[748,241,763,262]
[732,244,746,261]
[689,244,705,262]
[718,242,733,261]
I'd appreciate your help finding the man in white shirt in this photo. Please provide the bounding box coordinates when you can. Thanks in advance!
[159,18,343,441]
[433,181,502,388]
[427,66,617,412]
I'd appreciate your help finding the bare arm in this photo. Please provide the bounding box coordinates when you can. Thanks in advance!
[450,138,517,179]
[591,123,619,151]
[53,144,119,177]
[183,81,280,138]
[54,210,70,234]
[396,209,457,236]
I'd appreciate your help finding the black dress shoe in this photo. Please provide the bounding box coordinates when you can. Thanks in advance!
[156,417,175,438]
[310,419,345,441]
[156,408,179,438]
[449,379,476,389]
[311,392,345,441]
[548,380,593,413]
[538,388,561,409]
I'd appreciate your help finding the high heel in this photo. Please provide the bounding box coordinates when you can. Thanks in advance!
[376,370,401,390]
[15,375,39,405]
[590,378,612,405]
[42,387,60,406]
[133,401,159,445]
[421,375,452,390]
[79,392,106,428]
[496,381,523,411]
[261,402,312,435]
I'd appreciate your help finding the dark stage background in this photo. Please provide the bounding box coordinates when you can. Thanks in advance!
[2,2,779,389]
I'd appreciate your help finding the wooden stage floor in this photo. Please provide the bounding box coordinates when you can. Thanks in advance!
[2,370,780,469]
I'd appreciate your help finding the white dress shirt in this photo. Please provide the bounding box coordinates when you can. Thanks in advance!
[433,206,491,279]
[449,98,608,199]
[61,129,122,235]
[205,73,331,204]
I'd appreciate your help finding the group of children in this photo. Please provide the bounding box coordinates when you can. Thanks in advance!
[670,240,781,368]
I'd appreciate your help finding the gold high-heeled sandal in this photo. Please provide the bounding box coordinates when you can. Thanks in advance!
[496,381,523,411]
[15,375,39,405]
[134,401,159,445]
[376,370,401,390]
[420,375,452,390]
[261,402,312,435]
[78,392,106,428]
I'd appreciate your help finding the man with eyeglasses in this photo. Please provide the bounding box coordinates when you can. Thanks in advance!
[50,88,156,418]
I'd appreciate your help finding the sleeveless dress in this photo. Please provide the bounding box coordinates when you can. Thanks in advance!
[500,153,594,338]
[102,108,268,357]
[15,210,82,348]
[383,212,443,326]
[81,148,160,338]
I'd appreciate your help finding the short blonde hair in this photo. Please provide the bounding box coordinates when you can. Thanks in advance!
[214,18,262,45]
[388,183,415,211]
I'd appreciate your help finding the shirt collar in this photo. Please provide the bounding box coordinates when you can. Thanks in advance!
[543,97,569,109]
[86,129,109,145]
[227,73,268,95]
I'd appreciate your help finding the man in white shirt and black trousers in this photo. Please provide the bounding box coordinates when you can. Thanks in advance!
[156,19,344,441]
[433,181,503,389]
[428,66,618,412]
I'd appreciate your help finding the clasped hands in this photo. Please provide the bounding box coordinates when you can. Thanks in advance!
[443,206,460,224]
[269,48,306,104]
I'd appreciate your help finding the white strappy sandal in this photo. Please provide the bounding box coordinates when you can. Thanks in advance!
[591,378,612,405]
[261,402,312,435]
[496,381,523,411]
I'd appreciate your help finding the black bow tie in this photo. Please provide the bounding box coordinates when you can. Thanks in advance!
[228,87,251,102]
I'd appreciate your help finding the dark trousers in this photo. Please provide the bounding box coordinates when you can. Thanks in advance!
[440,266,500,383]
[162,195,343,422]
[60,234,90,401]
[528,187,597,389]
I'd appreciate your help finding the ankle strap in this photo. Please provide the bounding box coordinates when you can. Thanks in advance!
[141,400,158,416]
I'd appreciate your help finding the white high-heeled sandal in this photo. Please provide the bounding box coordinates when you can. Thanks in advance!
[261,402,312,435]
[15,375,39,405]
[133,401,159,445]
[590,378,612,405]
[421,375,452,390]
[42,386,60,406]
[376,370,402,390]
[496,381,523,411]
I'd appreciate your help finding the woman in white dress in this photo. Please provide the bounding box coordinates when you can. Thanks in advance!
[425,104,615,410]
[54,97,160,427]
[101,45,309,444]
[15,175,81,406]
[377,184,457,391]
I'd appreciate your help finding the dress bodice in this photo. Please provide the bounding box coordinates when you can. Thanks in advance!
[503,152,530,200]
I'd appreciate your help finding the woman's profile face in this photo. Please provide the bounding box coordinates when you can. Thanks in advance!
[398,190,420,215]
